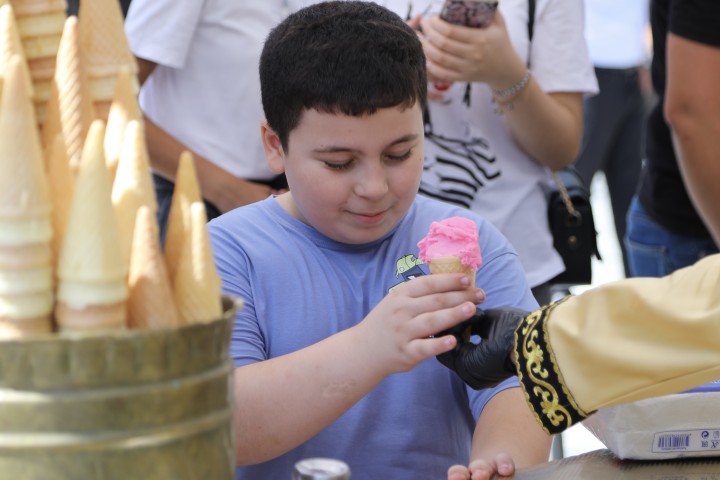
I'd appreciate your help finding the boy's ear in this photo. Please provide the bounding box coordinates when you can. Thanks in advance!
[261,120,286,174]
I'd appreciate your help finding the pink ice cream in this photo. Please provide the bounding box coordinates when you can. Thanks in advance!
[417,217,482,270]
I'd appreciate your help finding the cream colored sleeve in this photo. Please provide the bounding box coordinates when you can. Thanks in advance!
[514,254,720,434]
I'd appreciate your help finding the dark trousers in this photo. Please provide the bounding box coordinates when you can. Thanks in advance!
[574,67,645,276]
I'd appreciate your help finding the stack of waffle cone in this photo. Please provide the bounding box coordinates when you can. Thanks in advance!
[127,206,179,329]
[0,4,35,96]
[428,256,476,289]
[164,151,202,283]
[52,15,95,170]
[9,0,65,125]
[55,119,128,333]
[173,202,222,325]
[0,55,53,338]
[78,0,137,121]
[111,119,157,266]
[104,64,140,183]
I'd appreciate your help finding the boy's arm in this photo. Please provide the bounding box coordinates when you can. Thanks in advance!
[465,387,551,477]
[231,274,485,465]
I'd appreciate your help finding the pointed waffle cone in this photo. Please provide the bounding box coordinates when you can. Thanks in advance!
[0,5,34,96]
[111,120,158,265]
[46,133,74,271]
[40,78,60,148]
[428,256,476,289]
[104,65,140,182]
[0,55,51,244]
[128,206,179,329]
[164,150,202,282]
[78,0,137,121]
[173,202,222,325]
[56,120,128,331]
[55,15,96,169]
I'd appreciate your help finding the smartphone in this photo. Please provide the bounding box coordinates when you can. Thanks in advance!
[439,0,499,28]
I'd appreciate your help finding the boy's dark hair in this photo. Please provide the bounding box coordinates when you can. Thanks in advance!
[260,1,427,149]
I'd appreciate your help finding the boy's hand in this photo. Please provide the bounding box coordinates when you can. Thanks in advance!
[355,273,485,377]
[436,307,526,389]
[447,453,515,480]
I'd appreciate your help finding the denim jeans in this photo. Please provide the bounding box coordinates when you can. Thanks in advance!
[625,196,718,277]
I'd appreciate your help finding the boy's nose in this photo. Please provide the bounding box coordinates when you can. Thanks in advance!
[354,164,389,198]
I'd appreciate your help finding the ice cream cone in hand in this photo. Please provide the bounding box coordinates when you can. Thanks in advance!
[127,205,179,330]
[427,256,477,288]
[173,202,222,325]
[418,216,483,282]
[55,119,128,333]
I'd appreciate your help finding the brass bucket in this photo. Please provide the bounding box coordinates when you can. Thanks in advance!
[0,297,241,480]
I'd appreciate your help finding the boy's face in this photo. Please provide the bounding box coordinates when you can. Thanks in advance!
[263,104,424,245]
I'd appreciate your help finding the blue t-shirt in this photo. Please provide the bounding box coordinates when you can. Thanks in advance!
[209,195,538,479]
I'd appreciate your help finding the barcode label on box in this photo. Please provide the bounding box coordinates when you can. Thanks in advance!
[653,429,720,453]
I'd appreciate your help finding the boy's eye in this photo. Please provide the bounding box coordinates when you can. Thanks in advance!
[386,149,413,161]
[324,160,352,170]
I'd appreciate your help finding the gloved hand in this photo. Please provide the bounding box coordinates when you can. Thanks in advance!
[436,307,528,389]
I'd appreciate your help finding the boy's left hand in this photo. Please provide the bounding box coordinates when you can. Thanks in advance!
[447,453,515,480]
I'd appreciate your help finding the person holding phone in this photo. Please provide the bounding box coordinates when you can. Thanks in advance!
[389,0,598,305]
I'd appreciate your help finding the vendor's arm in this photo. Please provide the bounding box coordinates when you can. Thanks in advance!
[134,56,274,213]
[232,274,485,464]
[664,34,720,246]
[440,254,720,435]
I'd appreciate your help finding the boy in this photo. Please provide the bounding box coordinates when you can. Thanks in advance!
[208,2,551,478]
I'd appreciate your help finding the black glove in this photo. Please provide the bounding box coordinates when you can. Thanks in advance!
[436,307,528,390]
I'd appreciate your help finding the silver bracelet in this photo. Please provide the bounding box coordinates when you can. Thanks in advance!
[492,70,531,99]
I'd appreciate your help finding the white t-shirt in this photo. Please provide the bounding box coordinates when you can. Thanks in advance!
[584,0,650,69]
[382,0,598,287]
[124,0,295,179]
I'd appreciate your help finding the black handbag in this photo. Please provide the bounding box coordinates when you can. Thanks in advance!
[548,167,601,285]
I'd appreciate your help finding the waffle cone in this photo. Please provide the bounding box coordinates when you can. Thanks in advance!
[164,150,202,282]
[55,15,95,169]
[0,55,51,244]
[56,120,128,315]
[173,202,222,325]
[55,300,126,333]
[0,243,53,326]
[78,0,136,120]
[9,0,66,17]
[428,256,476,289]
[111,120,158,265]
[0,313,52,339]
[40,78,60,147]
[0,5,35,96]
[104,65,140,181]
[46,133,73,270]
[128,206,179,330]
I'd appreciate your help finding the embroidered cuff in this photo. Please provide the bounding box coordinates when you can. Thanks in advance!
[513,297,592,435]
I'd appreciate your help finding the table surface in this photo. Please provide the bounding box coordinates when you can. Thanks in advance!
[512,449,720,479]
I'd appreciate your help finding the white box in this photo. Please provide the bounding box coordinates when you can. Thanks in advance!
[583,380,720,460]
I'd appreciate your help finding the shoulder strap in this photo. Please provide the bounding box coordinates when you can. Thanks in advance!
[528,0,536,43]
